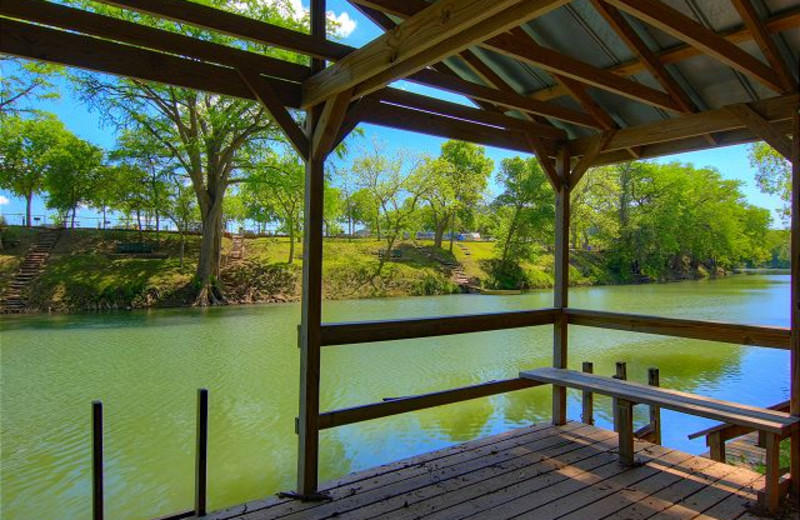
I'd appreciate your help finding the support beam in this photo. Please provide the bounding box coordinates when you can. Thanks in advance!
[297,0,327,498]
[569,130,615,187]
[790,102,800,497]
[238,68,309,160]
[526,135,561,191]
[552,145,570,425]
[729,0,797,92]
[569,94,799,158]
[312,89,353,161]
[727,103,794,161]
[605,0,783,93]
[302,0,569,108]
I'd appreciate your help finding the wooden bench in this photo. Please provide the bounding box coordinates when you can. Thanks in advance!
[520,366,800,513]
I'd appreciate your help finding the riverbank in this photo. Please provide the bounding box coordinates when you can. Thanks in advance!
[0,226,747,314]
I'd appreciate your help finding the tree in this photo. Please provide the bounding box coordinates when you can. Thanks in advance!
[352,143,428,271]
[0,115,66,227]
[493,156,554,265]
[109,129,175,241]
[243,152,305,264]
[45,134,104,228]
[749,142,791,223]
[0,57,61,115]
[164,178,198,268]
[423,141,493,250]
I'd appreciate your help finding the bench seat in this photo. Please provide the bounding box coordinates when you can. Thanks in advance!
[520,366,799,513]
[520,367,798,435]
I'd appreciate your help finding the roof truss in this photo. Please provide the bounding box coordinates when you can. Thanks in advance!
[0,0,797,170]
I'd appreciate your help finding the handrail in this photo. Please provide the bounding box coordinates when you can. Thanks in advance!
[317,378,543,429]
[320,308,558,346]
[566,308,790,349]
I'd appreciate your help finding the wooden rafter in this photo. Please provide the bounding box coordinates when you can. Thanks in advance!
[408,69,600,128]
[726,103,794,160]
[302,0,569,108]
[730,0,797,92]
[93,0,350,60]
[352,0,682,112]
[507,28,620,129]
[605,0,784,93]
[2,0,311,83]
[484,32,680,112]
[377,88,566,140]
[590,0,696,113]
[525,134,561,190]
[529,7,800,102]
[0,18,303,105]
[238,68,309,160]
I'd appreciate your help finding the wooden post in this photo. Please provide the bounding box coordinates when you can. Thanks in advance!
[708,431,726,462]
[92,400,103,520]
[296,0,327,497]
[790,103,800,498]
[195,388,209,517]
[648,367,662,445]
[552,144,570,425]
[762,432,782,514]
[616,398,634,466]
[581,362,594,425]
[612,362,627,432]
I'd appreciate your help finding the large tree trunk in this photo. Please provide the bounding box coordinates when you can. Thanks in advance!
[25,192,33,228]
[195,199,225,305]
[288,217,295,264]
[433,215,446,249]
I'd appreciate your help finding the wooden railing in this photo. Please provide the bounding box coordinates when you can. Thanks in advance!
[566,308,790,350]
[320,308,559,346]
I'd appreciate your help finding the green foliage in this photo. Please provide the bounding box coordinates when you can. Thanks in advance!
[0,57,61,115]
[493,156,554,265]
[44,133,104,226]
[749,141,791,223]
[0,114,70,225]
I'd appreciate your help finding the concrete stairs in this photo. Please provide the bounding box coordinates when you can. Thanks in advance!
[0,228,62,314]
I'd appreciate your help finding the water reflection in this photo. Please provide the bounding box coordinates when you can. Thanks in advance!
[0,275,790,520]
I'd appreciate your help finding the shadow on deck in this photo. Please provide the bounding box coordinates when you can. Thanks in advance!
[203,422,770,520]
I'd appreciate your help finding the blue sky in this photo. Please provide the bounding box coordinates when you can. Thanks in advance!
[0,0,785,228]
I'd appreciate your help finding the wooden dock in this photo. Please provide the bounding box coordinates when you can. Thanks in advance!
[205,422,767,520]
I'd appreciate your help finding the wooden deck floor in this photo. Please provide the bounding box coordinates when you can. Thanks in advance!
[206,422,767,520]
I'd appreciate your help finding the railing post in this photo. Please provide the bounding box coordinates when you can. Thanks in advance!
[195,388,209,517]
[92,400,104,520]
[581,362,594,425]
[612,362,627,432]
[648,368,662,445]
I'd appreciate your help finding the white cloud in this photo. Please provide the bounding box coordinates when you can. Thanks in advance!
[259,0,357,39]
[0,196,9,206]
[328,10,357,38]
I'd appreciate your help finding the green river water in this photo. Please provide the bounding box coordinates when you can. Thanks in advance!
[0,274,791,519]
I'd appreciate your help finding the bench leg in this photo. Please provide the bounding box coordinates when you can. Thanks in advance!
[761,432,783,514]
[708,431,726,463]
[616,398,634,466]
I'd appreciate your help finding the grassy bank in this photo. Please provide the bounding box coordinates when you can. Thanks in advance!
[0,227,724,314]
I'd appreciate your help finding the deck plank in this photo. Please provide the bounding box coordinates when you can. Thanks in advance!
[199,423,765,520]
